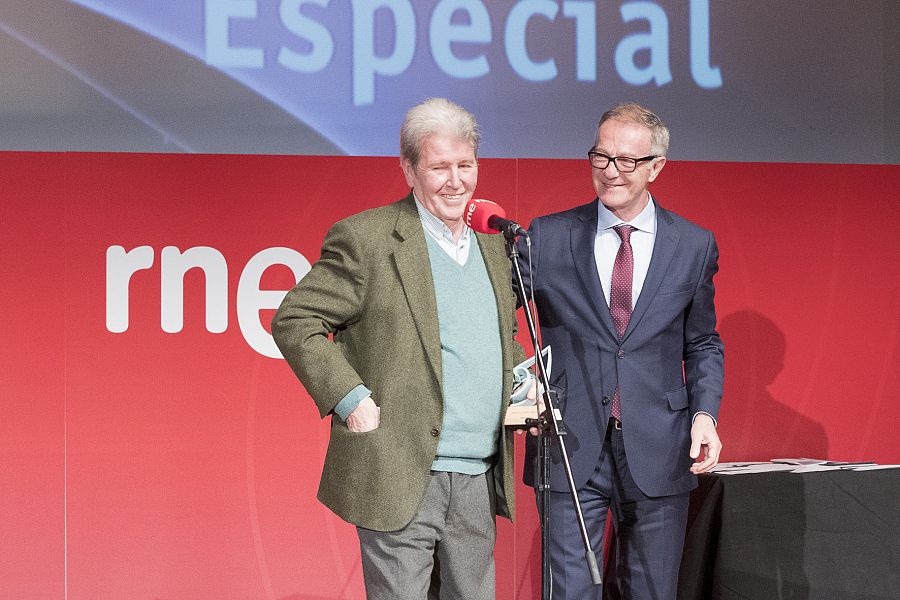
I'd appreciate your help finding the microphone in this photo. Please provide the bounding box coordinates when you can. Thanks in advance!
[464,199,529,238]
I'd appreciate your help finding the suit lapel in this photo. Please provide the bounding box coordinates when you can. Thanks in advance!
[392,196,443,386]
[625,203,679,339]
[570,200,618,338]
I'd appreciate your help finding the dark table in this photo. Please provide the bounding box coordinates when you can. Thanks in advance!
[677,467,900,600]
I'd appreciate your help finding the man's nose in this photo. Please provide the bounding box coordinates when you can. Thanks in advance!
[447,166,463,187]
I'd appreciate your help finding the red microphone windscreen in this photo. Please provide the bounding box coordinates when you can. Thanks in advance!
[464,199,506,234]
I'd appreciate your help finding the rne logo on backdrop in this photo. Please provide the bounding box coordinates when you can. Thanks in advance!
[106,245,311,358]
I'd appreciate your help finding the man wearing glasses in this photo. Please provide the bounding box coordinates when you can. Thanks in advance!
[518,103,724,598]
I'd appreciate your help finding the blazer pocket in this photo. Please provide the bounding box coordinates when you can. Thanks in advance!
[347,423,380,434]
[656,282,694,296]
[666,386,689,411]
[342,422,381,436]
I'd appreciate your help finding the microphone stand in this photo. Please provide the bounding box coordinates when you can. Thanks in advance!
[503,232,602,598]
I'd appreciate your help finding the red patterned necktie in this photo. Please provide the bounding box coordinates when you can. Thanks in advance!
[610,224,635,421]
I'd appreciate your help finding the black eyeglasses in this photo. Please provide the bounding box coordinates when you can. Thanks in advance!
[587,151,657,173]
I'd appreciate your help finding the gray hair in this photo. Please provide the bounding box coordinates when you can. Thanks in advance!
[597,102,670,156]
[400,98,480,166]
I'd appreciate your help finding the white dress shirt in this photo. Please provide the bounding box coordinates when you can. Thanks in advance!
[594,195,657,308]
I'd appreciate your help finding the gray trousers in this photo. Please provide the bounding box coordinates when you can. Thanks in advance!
[357,470,496,600]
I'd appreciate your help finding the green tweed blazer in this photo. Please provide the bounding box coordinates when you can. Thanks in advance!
[272,194,525,531]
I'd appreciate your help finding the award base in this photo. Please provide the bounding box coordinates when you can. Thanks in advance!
[505,404,541,427]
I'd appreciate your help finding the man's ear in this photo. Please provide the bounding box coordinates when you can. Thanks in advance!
[647,156,667,183]
[400,158,415,187]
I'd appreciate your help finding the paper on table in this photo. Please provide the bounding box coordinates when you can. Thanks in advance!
[789,463,851,473]
[770,458,828,465]
[712,462,801,474]
[712,460,884,475]
[713,461,771,469]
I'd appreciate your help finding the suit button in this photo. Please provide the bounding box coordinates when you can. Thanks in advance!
[430,428,440,437]
[602,396,610,406]
[617,349,625,359]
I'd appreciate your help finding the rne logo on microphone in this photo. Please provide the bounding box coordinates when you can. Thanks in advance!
[465,198,497,225]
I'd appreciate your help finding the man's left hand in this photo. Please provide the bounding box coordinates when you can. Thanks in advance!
[511,381,545,436]
[689,413,722,474]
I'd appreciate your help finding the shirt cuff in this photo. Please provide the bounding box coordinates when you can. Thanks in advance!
[333,384,372,421]
[692,411,717,427]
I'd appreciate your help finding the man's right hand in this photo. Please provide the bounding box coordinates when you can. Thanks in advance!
[346,396,380,433]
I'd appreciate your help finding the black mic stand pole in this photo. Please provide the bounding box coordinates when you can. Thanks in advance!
[504,232,602,599]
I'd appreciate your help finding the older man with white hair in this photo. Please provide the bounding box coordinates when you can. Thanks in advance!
[273,98,525,599]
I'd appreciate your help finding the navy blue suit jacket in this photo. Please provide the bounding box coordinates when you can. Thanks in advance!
[520,199,724,497]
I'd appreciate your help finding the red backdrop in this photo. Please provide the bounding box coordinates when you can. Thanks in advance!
[2,152,898,599]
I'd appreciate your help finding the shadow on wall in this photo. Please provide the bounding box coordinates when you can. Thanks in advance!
[717,310,828,462]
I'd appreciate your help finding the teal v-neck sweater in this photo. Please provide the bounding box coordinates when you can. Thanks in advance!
[425,234,503,474]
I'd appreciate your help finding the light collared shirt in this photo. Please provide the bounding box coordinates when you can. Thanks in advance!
[594,194,657,308]
[414,196,471,266]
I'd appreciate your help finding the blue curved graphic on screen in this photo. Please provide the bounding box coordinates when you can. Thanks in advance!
[0,17,195,151]
[65,0,350,153]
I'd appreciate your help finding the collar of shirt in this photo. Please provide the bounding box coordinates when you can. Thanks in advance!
[596,193,657,234]
[414,195,471,265]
